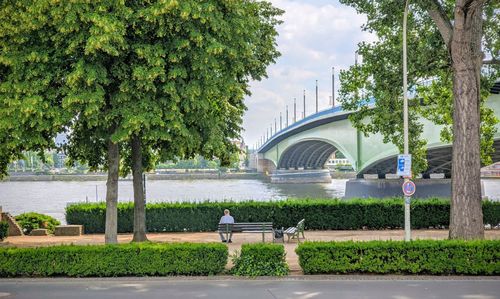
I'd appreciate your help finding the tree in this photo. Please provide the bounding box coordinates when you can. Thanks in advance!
[0,0,283,242]
[338,0,499,239]
[0,0,72,178]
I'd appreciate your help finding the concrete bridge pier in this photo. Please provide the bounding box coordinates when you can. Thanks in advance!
[269,169,332,184]
[256,154,276,174]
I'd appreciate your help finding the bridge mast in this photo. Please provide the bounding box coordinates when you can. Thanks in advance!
[303,89,306,119]
[315,80,318,113]
[293,98,297,123]
[332,67,335,107]
[286,105,289,127]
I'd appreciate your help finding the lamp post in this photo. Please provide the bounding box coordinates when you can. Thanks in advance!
[403,0,411,242]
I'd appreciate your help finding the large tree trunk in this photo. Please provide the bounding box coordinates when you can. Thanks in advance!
[105,140,119,244]
[131,135,148,242]
[449,1,485,240]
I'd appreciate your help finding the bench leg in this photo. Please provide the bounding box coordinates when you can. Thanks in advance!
[262,231,265,242]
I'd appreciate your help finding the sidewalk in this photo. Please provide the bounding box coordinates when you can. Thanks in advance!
[2,230,499,273]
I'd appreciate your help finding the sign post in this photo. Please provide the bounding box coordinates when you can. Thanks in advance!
[397,154,412,241]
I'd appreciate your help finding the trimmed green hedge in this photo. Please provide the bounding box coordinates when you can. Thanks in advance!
[231,243,289,276]
[0,242,227,277]
[66,198,500,234]
[296,240,500,275]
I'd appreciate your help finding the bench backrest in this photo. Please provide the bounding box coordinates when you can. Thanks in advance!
[297,219,305,231]
[218,222,273,232]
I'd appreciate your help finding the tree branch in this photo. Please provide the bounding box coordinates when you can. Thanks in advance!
[425,0,454,48]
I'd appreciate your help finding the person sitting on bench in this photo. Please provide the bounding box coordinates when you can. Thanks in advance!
[218,209,234,243]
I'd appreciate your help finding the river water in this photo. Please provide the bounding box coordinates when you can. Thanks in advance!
[0,179,499,223]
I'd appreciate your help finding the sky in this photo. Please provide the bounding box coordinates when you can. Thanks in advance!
[242,0,375,149]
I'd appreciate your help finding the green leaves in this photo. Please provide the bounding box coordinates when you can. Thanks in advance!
[65,198,500,233]
[231,243,289,276]
[296,240,500,275]
[0,0,283,176]
[14,212,60,234]
[0,243,228,277]
[338,0,499,175]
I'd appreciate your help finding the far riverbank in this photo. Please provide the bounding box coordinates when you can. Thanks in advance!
[2,171,357,182]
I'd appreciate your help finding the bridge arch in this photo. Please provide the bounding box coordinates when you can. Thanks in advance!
[277,138,355,170]
[357,139,500,178]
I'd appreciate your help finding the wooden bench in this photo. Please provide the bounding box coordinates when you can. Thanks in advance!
[218,222,275,242]
[284,219,305,243]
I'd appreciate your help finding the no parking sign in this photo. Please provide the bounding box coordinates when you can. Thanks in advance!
[402,180,416,196]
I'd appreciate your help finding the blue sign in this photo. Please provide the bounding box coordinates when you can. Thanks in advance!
[396,154,412,177]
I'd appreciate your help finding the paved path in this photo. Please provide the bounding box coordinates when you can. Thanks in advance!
[0,277,499,299]
[2,230,500,273]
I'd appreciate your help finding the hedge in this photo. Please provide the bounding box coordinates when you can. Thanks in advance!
[231,243,289,276]
[295,240,500,275]
[0,221,8,241]
[66,198,500,234]
[0,242,227,277]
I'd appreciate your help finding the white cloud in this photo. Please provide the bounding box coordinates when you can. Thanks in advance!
[242,0,375,148]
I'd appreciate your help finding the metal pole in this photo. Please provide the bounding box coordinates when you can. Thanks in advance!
[270,124,273,136]
[403,0,411,242]
[315,80,318,113]
[274,118,277,133]
[303,90,306,119]
[293,98,297,123]
[332,67,335,107]
[280,112,282,130]
[286,105,289,127]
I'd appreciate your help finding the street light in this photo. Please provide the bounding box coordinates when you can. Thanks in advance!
[403,0,411,242]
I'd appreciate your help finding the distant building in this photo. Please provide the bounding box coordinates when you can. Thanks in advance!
[324,152,350,167]
[231,139,247,169]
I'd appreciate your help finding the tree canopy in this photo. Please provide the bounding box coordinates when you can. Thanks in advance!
[0,0,283,174]
[338,0,499,175]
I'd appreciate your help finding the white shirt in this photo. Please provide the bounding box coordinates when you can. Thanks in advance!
[219,215,234,224]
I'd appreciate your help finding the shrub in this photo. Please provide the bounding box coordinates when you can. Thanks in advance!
[296,240,500,275]
[66,198,500,234]
[15,212,60,234]
[0,242,228,277]
[231,243,288,276]
[0,221,8,241]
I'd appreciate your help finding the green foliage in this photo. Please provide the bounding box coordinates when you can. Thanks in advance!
[296,240,500,275]
[15,212,60,234]
[66,198,500,234]
[0,0,283,177]
[0,221,8,241]
[231,243,288,276]
[338,0,499,174]
[0,242,227,277]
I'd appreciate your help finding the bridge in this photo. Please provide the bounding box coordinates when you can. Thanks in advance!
[256,83,500,188]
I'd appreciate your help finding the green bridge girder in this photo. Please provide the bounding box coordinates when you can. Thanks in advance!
[258,92,500,177]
